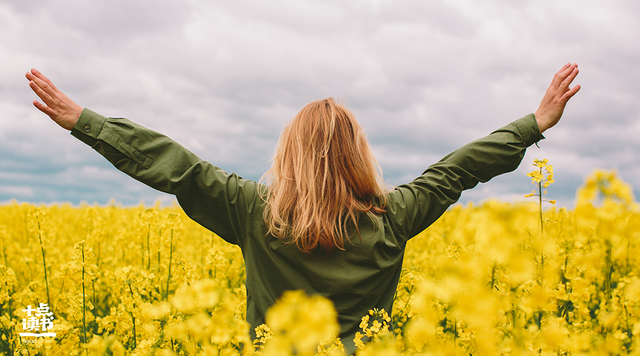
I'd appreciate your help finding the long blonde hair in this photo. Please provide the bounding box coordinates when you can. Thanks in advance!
[260,98,387,253]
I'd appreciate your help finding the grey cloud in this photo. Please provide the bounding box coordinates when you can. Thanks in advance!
[4,0,190,42]
[1,0,639,206]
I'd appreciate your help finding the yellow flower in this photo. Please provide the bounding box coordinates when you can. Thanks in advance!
[142,301,171,320]
[533,158,549,168]
[354,332,366,350]
[527,170,543,184]
[264,290,340,355]
[359,315,370,330]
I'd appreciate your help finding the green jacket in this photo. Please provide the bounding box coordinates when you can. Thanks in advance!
[72,109,542,354]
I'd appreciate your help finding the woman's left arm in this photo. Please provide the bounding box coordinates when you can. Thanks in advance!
[26,69,260,245]
[26,68,83,130]
[69,109,262,245]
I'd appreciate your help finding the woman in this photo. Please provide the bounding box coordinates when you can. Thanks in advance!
[26,63,580,354]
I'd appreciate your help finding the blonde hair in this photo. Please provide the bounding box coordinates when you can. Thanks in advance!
[260,98,387,253]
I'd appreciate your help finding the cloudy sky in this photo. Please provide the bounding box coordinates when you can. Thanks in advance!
[1,0,638,209]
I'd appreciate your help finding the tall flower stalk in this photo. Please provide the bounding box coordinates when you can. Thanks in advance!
[164,228,173,301]
[525,158,556,284]
[126,281,137,349]
[81,242,87,349]
[33,209,51,308]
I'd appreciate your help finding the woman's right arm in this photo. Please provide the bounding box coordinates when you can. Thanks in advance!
[386,63,581,242]
[385,114,543,241]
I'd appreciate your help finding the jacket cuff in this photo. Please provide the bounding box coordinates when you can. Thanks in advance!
[70,108,107,146]
[513,113,545,146]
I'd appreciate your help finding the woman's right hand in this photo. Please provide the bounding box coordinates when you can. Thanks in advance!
[26,68,83,131]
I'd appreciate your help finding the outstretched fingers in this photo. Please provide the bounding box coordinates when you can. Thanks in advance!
[549,63,569,88]
[563,83,581,101]
[27,69,58,104]
[25,68,83,130]
[30,68,59,91]
[534,63,581,134]
[558,62,572,75]
[559,65,580,102]
[32,98,54,116]
[560,65,579,87]
[28,79,54,108]
[552,63,577,89]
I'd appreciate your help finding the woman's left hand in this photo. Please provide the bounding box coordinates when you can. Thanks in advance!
[26,68,83,131]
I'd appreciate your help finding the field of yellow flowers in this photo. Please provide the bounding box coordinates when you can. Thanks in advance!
[1,163,639,356]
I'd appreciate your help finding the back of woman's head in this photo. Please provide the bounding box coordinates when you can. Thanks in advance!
[261,98,387,253]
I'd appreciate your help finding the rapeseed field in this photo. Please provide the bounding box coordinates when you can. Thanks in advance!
[1,162,638,355]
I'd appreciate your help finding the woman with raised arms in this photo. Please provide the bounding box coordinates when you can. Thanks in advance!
[26,63,580,354]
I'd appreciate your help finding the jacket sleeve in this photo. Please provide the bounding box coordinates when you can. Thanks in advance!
[70,108,262,245]
[385,114,543,242]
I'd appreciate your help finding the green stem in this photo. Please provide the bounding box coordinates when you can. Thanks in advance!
[604,238,613,310]
[96,238,101,268]
[453,317,457,353]
[538,180,543,235]
[2,231,8,269]
[36,217,51,308]
[92,280,97,315]
[82,244,88,354]
[128,283,137,349]
[538,172,545,286]
[490,263,497,290]
[24,210,29,245]
[157,228,162,267]
[165,229,174,300]
[146,224,151,270]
